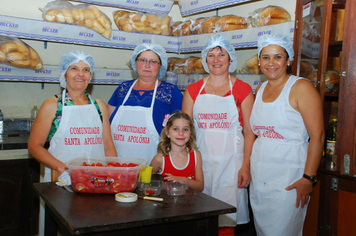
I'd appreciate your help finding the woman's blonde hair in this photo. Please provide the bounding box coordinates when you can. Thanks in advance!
[157,111,197,156]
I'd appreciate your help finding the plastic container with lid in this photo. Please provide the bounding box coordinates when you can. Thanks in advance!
[166,181,187,196]
[66,156,147,194]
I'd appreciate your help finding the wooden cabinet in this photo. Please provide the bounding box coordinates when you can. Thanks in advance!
[294,0,356,235]
[0,158,40,236]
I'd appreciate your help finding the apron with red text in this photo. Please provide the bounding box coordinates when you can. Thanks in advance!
[249,76,309,236]
[40,90,105,236]
[110,79,159,164]
[193,77,249,226]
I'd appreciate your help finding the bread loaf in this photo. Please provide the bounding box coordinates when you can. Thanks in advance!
[171,22,183,36]
[113,10,171,36]
[194,58,207,74]
[190,17,206,34]
[201,16,220,33]
[0,36,43,70]
[216,15,247,32]
[250,5,291,27]
[41,1,112,39]
[246,54,259,69]
[324,69,340,93]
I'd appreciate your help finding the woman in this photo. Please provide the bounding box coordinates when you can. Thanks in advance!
[28,50,116,236]
[249,34,324,236]
[107,43,183,164]
[182,34,255,236]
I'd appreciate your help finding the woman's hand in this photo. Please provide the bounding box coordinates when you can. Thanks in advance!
[238,165,251,188]
[285,178,313,208]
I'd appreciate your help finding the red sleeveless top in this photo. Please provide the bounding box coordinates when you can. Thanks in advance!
[160,151,196,180]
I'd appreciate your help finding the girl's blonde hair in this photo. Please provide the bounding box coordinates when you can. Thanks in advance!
[157,111,197,156]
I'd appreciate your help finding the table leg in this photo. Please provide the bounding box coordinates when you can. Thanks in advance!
[44,204,58,236]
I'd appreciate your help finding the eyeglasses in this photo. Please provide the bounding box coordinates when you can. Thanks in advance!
[136,58,161,66]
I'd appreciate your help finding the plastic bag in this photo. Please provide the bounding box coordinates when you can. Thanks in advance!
[215,15,248,32]
[249,5,291,27]
[189,17,207,35]
[40,0,112,39]
[239,54,261,74]
[0,35,43,70]
[324,69,340,93]
[113,10,171,36]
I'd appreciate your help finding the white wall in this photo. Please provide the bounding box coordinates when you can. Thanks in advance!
[0,0,295,118]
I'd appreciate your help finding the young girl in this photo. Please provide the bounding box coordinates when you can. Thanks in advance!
[150,111,204,191]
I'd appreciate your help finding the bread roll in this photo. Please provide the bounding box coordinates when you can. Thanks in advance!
[251,5,291,27]
[10,59,31,68]
[0,51,7,63]
[246,54,259,69]
[173,58,186,74]
[194,58,207,74]
[324,69,340,93]
[45,9,59,22]
[30,60,43,70]
[171,21,183,36]
[1,42,18,54]
[201,16,220,33]
[258,6,291,19]
[325,70,340,84]
[71,9,84,22]
[161,24,171,36]
[62,9,74,24]
[180,21,192,36]
[190,17,206,34]
[168,57,179,71]
[184,57,199,74]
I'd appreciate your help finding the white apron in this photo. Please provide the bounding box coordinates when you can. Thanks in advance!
[39,90,105,236]
[110,79,159,164]
[193,77,249,226]
[249,76,309,236]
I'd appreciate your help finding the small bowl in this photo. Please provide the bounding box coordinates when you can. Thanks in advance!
[166,181,187,196]
[143,180,163,196]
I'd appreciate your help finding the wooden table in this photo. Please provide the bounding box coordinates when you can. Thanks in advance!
[33,182,236,236]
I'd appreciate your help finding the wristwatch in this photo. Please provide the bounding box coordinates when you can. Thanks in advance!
[303,174,317,184]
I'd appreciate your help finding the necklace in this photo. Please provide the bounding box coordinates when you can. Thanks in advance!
[210,79,228,94]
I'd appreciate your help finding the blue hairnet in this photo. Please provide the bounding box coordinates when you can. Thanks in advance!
[201,34,237,73]
[59,50,95,88]
[257,34,294,61]
[131,43,167,80]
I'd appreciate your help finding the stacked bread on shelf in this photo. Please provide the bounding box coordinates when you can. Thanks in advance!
[172,15,248,35]
[0,36,43,71]
[171,5,290,36]
[167,57,207,74]
[40,0,112,39]
[113,10,172,35]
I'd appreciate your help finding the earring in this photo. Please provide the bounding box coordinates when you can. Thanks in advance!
[287,64,290,67]
[258,64,260,66]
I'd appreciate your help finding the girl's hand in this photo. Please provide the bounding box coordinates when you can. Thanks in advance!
[164,173,188,185]
[238,165,251,188]
[285,178,313,208]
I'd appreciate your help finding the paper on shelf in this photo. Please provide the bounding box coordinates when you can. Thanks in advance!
[178,0,251,16]
[71,0,174,15]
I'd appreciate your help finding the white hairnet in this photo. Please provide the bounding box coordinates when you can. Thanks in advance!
[59,50,95,88]
[131,43,167,80]
[257,34,294,61]
[201,34,237,73]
